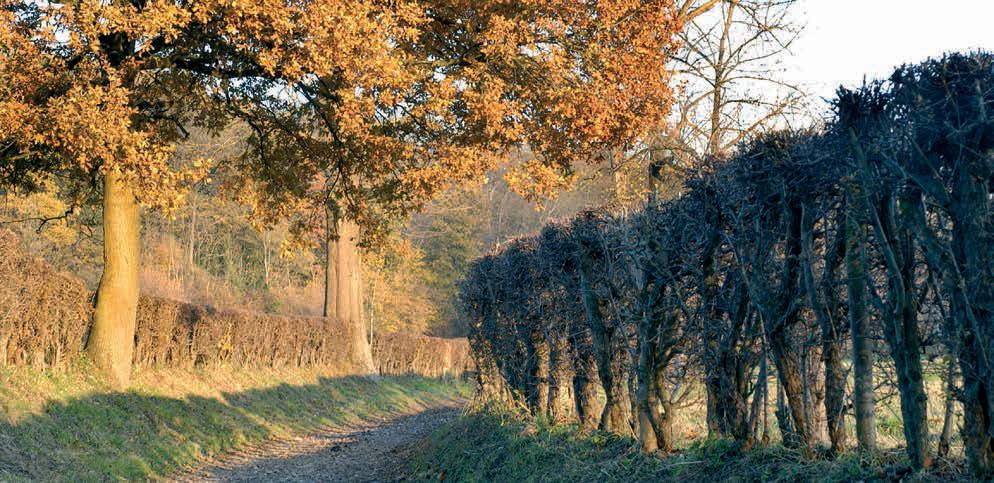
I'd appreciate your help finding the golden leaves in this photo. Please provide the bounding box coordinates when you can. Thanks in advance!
[504,159,576,207]
[412,0,683,201]
[2,0,684,238]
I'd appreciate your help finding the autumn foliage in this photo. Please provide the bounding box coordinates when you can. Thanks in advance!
[1,0,691,386]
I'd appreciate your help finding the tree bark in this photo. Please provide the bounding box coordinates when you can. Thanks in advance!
[570,329,602,430]
[88,169,141,388]
[470,330,507,402]
[874,192,930,469]
[547,329,575,423]
[948,166,994,477]
[636,317,660,452]
[653,367,676,453]
[775,381,796,446]
[187,190,197,268]
[846,190,877,453]
[323,206,337,319]
[764,203,813,453]
[961,371,994,476]
[528,328,551,416]
[753,342,770,446]
[579,264,632,435]
[705,282,753,442]
[902,145,994,477]
[769,336,810,451]
[821,330,846,454]
[800,204,847,454]
[938,355,957,458]
[323,207,375,373]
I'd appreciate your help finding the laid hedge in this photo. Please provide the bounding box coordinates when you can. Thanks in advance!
[132,297,365,370]
[372,332,473,378]
[0,230,91,368]
[0,230,469,378]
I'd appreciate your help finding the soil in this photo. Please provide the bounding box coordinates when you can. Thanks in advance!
[174,400,464,482]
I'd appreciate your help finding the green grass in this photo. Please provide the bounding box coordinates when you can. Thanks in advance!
[406,405,972,482]
[0,360,470,481]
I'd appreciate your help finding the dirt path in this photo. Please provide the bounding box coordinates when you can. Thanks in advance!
[175,400,463,482]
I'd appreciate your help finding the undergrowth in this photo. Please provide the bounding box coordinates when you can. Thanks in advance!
[406,405,972,482]
[0,360,470,481]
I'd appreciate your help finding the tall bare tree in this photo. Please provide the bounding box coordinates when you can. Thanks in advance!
[667,0,807,162]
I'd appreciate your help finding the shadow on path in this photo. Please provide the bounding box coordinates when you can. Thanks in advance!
[178,402,465,482]
[0,374,463,480]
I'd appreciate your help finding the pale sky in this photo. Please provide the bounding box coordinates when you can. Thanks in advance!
[788,0,994,106]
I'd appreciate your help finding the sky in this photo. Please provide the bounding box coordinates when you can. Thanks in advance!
[787,0,994,106]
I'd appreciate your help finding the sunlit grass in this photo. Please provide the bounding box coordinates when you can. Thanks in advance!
[0,359,470,480]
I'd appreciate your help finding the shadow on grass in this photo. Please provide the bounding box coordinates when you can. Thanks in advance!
[407,409,970,483]
[0,374,462,480]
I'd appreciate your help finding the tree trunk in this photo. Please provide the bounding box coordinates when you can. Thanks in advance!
[757,343,771,446]
[800,204,847,455]
[938,355,957,458]
[846,193,877,453]
[701,252,724,438]
[323,207,375,373]
[805,346,827,445]
[528,328,551,417]
[948,167,994,478]
[765,204,813,453]
[961,371,994,476]
[822,331,846,455]
[892,326,930,470]
[262,231,271,287]
[323,206,337,319]
[653,368,676,453]
[761,356,770,445]
[775,381,796,446]
[598,330,634,435]
[769,338,810,451]
[548,329,575,423]
[88,169,141,388]
[636,318,660,452]
[874,192,930,470]
[705,377,721,437]
[578,264,633,436]
[704,278,753,442]
[470,334,511,402]
[570,329,602,430]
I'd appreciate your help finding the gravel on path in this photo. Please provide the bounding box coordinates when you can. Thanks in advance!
[174,400,464,482]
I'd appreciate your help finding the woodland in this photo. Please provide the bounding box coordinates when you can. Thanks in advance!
[1,0,992,480]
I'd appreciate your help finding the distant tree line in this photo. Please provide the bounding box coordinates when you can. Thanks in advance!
[460,52,994,477]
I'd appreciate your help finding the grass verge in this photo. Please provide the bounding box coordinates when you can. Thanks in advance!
[0,360,470,481]
[406,406,971,482]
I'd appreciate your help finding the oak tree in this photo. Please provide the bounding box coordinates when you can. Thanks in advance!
[2,0,691,386]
